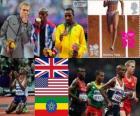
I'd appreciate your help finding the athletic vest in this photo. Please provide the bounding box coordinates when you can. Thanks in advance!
[107,77,124,104]
[123,75,137,91]
[76,78,87,102]
[16,80,27,96]
[88,82,104,108]
[123,75,137,101]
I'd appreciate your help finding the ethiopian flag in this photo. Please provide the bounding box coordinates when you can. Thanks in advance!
[35,96,68,116]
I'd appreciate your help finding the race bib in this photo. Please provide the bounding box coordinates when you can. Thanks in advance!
[93,94,104,102]
[112,93,122,103]
[79,93,87,101]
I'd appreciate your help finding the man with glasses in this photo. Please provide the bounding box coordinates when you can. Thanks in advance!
[86,70,104,116]
[55,8,87,58]
[69,68,87,116]
[31,8,56,57]
[0,1,32,58]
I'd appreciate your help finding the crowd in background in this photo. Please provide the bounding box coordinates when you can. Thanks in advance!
[0,0,87,32]
[0,58,34,95]
[68,58,140,116]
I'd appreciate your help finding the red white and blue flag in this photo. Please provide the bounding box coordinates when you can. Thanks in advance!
[35,58,68,78]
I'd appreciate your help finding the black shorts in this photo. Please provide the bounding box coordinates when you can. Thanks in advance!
[105,105,120,116]
[69,102,86,116]
[13,95,27,104]
[107,10,119,25]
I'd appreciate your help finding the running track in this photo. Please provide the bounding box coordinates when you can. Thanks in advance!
[0,96,34,116]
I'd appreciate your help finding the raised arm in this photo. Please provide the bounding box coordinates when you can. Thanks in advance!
[10,79,16,89]
[103,0,108,7]
[69,79,79,101]
[17,75,27,91]
[120,0,124,15]
[133,78,139,102]
[100,78,116,106]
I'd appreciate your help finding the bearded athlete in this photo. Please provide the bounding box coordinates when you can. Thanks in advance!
[69,68,87,116]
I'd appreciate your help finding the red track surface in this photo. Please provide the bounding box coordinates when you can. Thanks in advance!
[88,16,100,57]
[128,16,139,57]
[0,96,34,116]
[102,15,125,57]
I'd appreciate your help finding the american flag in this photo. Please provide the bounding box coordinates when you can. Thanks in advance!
[35,58,68,96]
[35,78,68,96]
[35,58,68,78]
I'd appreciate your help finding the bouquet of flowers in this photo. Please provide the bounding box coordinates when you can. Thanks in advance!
[43,48,57,58]
[6,39,16,49]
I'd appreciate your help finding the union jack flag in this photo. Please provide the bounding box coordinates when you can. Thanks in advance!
[35,58,68,78]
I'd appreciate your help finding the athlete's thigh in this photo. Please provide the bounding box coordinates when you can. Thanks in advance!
[107,15,113,33]
[120,110,126,116]
[127,114,131,116]
[113,12,119,29]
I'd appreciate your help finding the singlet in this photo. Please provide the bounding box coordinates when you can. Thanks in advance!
[76,78,87,102]
[88,81,104,108]
[107,77,124,104]
[123,75,137,91]
[16,80,27,96]
[70,78,87,112]
[122,75,137,103]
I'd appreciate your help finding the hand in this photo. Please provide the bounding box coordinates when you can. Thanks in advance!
[21,15,28,24]
[6,46,14,55]
[60,31,68,41]
[107,101,113,108]
[72,50,78,58]
[14,71,19,79]
[72,43,79,51]
[35,18,41,28]
[35,22,41,29]
[134,97,139,103]
[127,91,133,98]
[72,43,79,58]
[60,34,64,41]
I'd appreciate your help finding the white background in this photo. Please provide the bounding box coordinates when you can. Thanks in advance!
[88,0,140,15]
